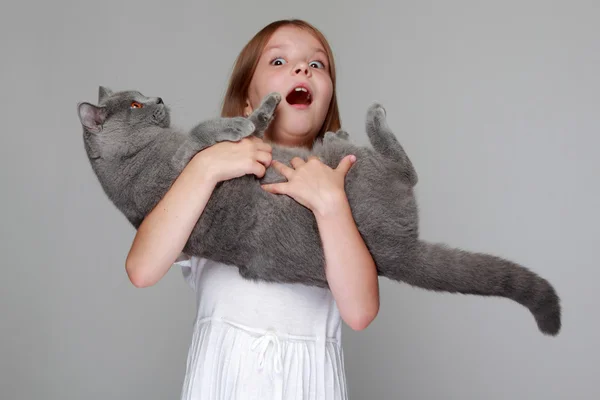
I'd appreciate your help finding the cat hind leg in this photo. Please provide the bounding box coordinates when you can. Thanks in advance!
[366,103,418,187]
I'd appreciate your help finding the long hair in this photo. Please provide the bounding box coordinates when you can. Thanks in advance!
[221,19,341,140]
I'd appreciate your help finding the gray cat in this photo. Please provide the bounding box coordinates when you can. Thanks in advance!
[77,86,561,336]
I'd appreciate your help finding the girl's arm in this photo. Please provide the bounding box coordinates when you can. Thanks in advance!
[261,155,380,330]
[125,156,217,288]
[314,193,380,331]
[126,136,273,288]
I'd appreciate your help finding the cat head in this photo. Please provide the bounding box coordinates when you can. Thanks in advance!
[77,86,171,160]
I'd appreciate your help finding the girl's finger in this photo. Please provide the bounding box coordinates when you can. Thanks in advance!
[271,160,294,179]
[336,154,357,175]
[251,162,267,178]
[308,155,328,168]
[255,141,273,152]
[290,157,305,168]
[261,182,287,194]
[255,150,272,166]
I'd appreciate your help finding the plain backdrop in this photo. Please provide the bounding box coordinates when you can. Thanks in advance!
[1,0,598,399]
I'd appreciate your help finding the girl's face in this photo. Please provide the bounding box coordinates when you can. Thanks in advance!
[244,26,333,147]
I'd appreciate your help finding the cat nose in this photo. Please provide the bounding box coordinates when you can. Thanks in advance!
[156,97,163,104]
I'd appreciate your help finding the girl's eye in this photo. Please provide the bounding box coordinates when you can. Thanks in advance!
[130,101,143,109]
[270,57,286,66]
[309,60,325,69]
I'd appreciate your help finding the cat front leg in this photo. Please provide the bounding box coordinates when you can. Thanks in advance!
[171,117,257,172]
[366,104,419,187]
[188,92,280,145]
[175,94,281,177]
[190,116,257,147]
[172,115,257,172]
[171,139,208,172]
[247,92,281,139]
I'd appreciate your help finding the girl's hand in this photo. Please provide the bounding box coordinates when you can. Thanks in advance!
[261,155,357,216]
[191,136,273,184]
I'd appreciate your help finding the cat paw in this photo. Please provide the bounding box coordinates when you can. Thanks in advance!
[366,102,389,133]
[323,131,337,142]
[324,129,350,144]
[335,129,350,140]
[367,102,386,121]
[249,92,281,137]
[258,92,282,113]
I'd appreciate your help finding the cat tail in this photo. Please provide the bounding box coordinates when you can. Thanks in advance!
[407,240,561,336]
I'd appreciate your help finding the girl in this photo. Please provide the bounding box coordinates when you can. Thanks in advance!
[125,19,380,400]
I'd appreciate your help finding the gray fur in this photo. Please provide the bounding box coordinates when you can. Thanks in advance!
[77,86,561,336]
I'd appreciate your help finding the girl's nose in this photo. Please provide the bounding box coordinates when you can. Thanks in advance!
[292,62,310,76]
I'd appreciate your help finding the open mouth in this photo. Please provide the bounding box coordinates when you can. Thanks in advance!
[285,85,312,107]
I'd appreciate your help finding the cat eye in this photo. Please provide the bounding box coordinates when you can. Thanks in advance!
[130,101,143,109]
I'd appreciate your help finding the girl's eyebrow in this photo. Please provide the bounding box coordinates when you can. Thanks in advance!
[313,48,327,58]
[263,44,284,53]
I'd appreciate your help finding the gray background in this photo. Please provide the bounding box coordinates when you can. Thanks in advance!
[1,0,598,399]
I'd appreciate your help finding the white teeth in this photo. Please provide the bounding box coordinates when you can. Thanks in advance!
[290,86,312,104]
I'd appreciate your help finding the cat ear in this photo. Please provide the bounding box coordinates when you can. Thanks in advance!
[98,86,113,103]
[78,102,107,133]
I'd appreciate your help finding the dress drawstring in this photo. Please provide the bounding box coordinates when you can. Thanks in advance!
[250,329,283,375]
[199,317,336,400]
[250,328,284,400]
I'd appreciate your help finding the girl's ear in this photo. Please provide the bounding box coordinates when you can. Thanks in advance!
[243,99,253,117]
[78,102,107,133]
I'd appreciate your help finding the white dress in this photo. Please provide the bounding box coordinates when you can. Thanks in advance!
[173,254,349,400]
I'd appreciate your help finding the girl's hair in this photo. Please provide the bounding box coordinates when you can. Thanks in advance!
[221,19,341,140]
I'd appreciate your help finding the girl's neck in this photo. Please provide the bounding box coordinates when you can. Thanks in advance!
[265,128,316,149]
